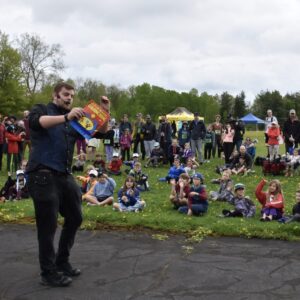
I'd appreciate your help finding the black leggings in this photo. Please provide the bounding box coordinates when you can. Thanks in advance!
[223,142,234,164]
[222,209,243,217]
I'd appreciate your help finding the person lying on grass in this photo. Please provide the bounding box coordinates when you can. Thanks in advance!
[113,176,146,212]
[178,173,208,216]
[83,171,115,206]
[169,173,190,209]
[255,179,284,222]
[210,169,234,202]
[281,189,300,224]
[221,183,256,218]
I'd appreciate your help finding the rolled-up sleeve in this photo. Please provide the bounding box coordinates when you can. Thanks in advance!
[29,104,47,131]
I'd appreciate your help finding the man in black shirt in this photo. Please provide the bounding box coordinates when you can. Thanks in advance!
[27,83,110,287]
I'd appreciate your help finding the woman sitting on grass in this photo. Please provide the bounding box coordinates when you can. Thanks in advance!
[178,173,208,216]
[113,176,146,212]
[255,179,284,221]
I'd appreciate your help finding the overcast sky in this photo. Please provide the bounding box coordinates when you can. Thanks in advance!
[1,0,300,102]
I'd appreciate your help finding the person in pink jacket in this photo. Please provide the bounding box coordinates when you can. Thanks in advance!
[266,120,281,161]
[255,179,284,221]
[120,128,132,161]
[222,123,235,164]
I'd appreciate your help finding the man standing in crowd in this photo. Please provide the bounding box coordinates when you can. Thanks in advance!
[189,112,206,163]
[157,115,172,164]
[211,114,223,158]
[283,109,300,153]
[142,114,156,159]
[132,113,145,159]
[119,114,132,135]
[26,82,110,287]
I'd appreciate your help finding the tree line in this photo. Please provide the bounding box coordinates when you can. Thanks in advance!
[1,31,299,126]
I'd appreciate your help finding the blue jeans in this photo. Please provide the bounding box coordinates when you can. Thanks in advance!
[178,204,208,216]
[190,139,203,162]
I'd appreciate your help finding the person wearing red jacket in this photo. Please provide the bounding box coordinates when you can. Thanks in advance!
[107,152,122,175]
[5,126,24,172]
[266,121,281,161]
[255,179,284,221]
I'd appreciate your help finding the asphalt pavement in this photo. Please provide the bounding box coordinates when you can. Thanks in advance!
[0,224,300,300]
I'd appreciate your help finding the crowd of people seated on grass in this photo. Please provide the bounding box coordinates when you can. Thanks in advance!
[1,109,300,223]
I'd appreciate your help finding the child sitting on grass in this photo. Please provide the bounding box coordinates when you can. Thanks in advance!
[145,142,164,168]
[84,171,115,206]
[124,153,140,174]
[72,152,86,173]
[221,183,256,218]
[231,157,249,176]
[81,169,99,203]
[178,173,208,216]
[210,169,234,202]
[128,162,150,191]
[255,179,284,221]
[76,165,96,193]
[168,138,182,166]
[113,176,146,212]
[181,142,193,164]
[169,173,190,209]
[184,157,199,178]
[107,152,122,176]
[93,153,106,173]
[0,170,29,202]
[281,189,300,224]
[161,157,186,183]
[285,148,300,177]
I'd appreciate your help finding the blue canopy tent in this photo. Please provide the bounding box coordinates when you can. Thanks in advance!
[240,113,265,130]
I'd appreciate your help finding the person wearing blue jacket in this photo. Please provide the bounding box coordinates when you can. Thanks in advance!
[165,157,186,183]
[113,176,146,212]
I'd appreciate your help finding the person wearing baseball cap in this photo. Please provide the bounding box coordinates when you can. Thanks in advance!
[234,183,245,191]
[84,172,116,207]
[107,153,122,175]
[221,183,256,218]
[178,172,208,216]
[81,169,99,203]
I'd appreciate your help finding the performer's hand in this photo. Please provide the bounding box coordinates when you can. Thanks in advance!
[67,107,85,121]
[100,96,110,112]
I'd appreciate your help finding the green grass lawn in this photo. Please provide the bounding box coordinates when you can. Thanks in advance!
[1,131,300,241]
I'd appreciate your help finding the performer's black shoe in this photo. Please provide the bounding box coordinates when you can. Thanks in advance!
[57,262,81,277]
[41,271,72,287]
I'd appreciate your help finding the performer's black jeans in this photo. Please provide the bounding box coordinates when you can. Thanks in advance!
[28,170,82,275]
